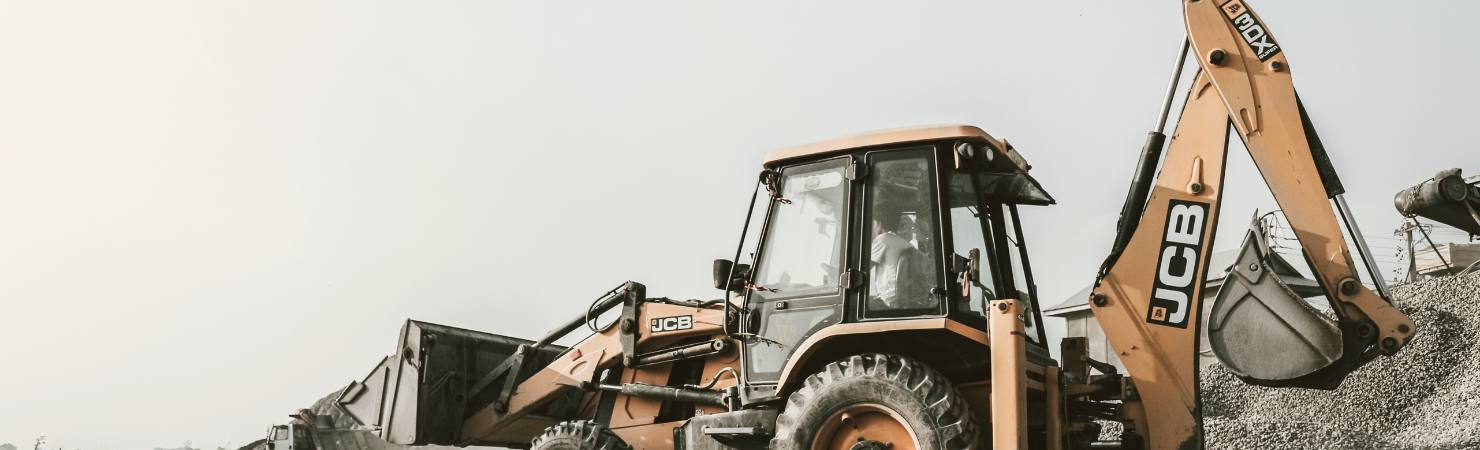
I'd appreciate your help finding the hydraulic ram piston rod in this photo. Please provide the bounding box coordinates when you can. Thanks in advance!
[1099,37,1191,278]
[582,382,728,407]
[1336,195,1392,300]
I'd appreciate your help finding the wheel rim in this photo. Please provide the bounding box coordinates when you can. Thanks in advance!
[811,403,920,450]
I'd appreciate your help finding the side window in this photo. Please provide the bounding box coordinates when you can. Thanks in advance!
[947,170,999,318]
[863,148,942,317]
[1002,205,1046,345]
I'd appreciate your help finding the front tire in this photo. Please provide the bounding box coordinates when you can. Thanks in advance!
[770,354,979,450]
[530,420,631,450]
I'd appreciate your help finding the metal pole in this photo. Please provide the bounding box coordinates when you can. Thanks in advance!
[1335,195,1391,299]
[1413,217,1453,273]
[1403,224,1417,282]
[1154,38,1192,133]
[721,178,765,338]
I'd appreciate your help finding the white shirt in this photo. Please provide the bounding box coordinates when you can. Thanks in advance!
[870,231,914,305]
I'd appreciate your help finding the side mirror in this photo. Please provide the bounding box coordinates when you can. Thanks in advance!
[713,259,750,291]
[967,248,981,281]
[951,249,981,279]
[952,249,983,294]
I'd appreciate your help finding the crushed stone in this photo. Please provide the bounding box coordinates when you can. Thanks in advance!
[1201,273,1480,450]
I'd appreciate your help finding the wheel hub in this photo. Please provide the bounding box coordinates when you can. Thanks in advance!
[812,403,918,450]
[849,440,892,450]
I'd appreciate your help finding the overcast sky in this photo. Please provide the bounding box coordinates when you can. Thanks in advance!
[2,1,1477,449]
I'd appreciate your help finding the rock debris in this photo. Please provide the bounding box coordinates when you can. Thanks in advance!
[1202,273,1480,450]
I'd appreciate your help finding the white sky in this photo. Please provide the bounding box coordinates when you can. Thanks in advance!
[2,1,1477,449]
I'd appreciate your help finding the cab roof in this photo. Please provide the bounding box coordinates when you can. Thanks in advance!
[763,125,1029,172]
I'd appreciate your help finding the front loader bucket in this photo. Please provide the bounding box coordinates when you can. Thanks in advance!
[336,320,567,447]
[1207,225,1344,384]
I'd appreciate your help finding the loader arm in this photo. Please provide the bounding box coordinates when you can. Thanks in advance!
[1089,0,1416,448]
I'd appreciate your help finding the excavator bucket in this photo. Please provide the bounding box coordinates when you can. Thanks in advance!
[335,320,567,446]
[1207,223,1344,384]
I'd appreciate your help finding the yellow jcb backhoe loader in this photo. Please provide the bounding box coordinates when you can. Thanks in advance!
[335,1,1415,449]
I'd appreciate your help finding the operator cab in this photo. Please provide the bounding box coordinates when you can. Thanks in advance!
[724,125,1055,386]
[264,423,315,450]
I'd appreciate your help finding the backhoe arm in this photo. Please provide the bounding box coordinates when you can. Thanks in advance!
[1185,1,1412,358]
[1088,1,1416,448]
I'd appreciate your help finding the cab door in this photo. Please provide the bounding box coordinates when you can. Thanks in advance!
[854,146,947,320]
[742,157,851,384]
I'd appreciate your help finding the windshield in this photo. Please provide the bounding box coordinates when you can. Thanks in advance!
[947,168,1048,345]
[751,160,847,299]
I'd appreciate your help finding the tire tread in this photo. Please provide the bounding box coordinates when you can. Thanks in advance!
[768,354,979,450]
[530,420,631,450]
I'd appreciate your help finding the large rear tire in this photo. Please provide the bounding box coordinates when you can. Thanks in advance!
[770,354,979,450]
[530,420,632,450]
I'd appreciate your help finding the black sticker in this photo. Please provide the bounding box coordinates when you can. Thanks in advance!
[1146,200,1209,328]
[649,315,694,333]
[1221,0,1283,62]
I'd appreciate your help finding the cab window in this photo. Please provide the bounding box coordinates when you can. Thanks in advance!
[946,165,1047,345]
[947,169,1000,317]
[861,147,943,318]
[750,160,847,299]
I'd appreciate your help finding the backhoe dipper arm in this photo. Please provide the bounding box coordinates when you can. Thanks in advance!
[1184,0,1413,354]
[1088,1,1416,448]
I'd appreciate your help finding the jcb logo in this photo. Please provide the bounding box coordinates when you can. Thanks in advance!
[1221,0,1282,61]
[650,315,693,333]
[1146,200,1208,328]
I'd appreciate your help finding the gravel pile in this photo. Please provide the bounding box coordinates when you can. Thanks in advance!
[1202,273,1480,450]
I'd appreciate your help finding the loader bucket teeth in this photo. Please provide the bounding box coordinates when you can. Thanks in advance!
[1207,225,1344,383]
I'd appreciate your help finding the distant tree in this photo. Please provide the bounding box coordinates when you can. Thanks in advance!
[32,437,44,450]
[1,442,18,450]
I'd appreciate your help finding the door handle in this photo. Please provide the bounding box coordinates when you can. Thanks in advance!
[840,269,864,290]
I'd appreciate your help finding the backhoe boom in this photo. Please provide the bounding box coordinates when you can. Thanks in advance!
[1089,1,1416,448]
